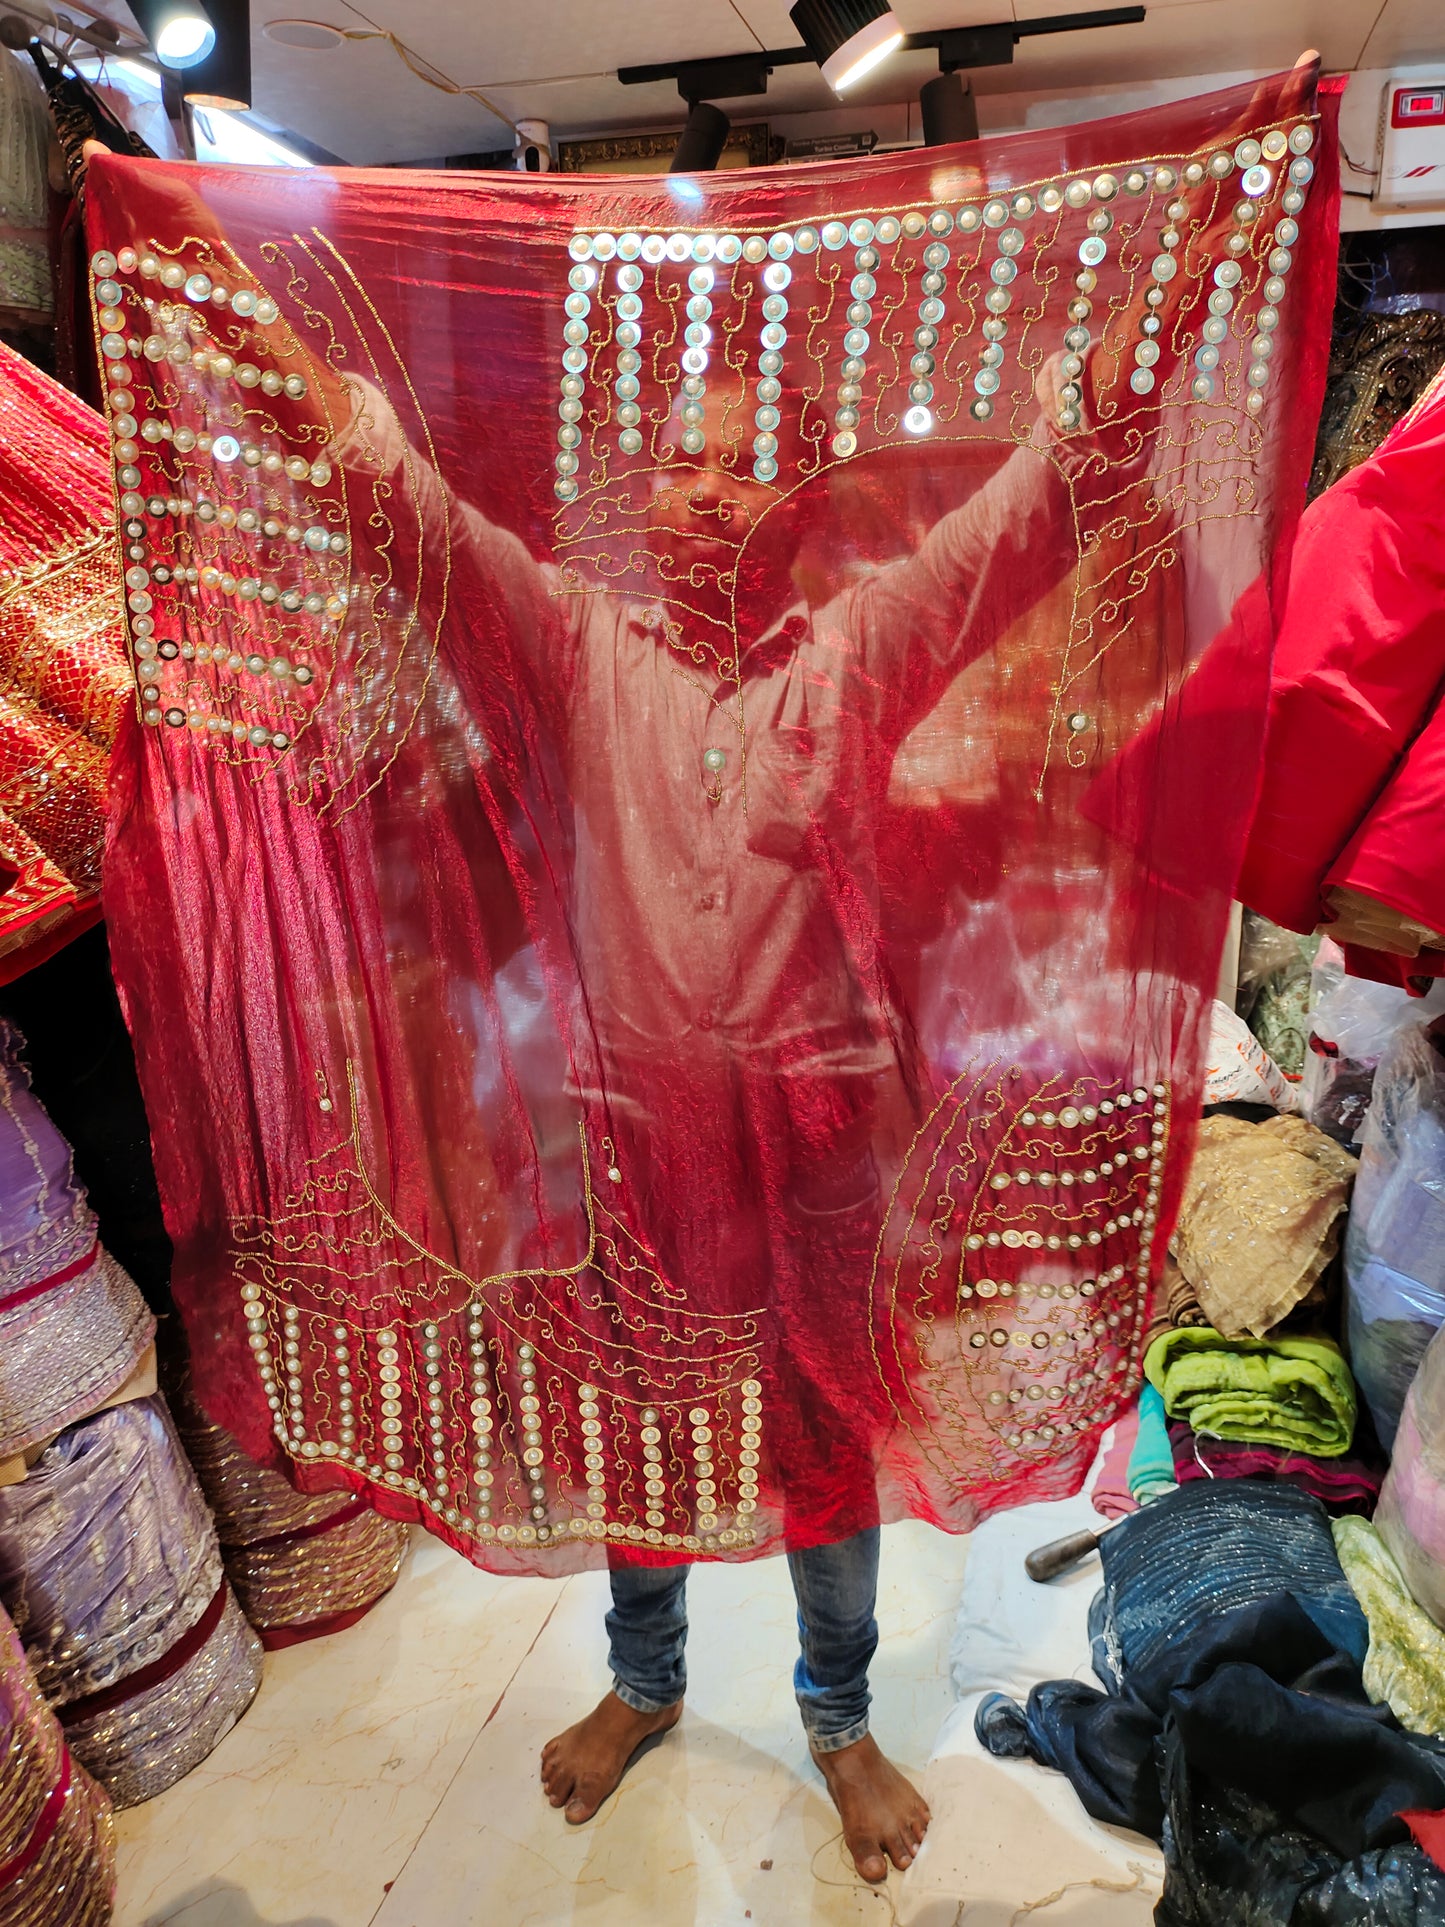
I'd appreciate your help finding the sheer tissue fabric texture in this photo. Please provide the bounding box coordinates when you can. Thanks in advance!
[86,70,1338,1573]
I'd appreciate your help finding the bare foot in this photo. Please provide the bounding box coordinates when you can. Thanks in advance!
[813,1734,931,1884]
[540,1689,682,1824]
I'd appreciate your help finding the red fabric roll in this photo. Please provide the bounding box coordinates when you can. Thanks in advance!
[1239,366,1445,937]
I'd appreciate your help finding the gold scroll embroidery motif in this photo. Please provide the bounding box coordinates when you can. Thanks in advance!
[230,1067,764,1556]
[873,1068,1170,1490]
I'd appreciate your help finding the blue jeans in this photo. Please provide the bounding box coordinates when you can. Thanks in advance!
[607,1528,879,1753]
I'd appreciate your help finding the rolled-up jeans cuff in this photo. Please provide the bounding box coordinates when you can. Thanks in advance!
[805,1713,871,1755]
[611,1673,680,1717]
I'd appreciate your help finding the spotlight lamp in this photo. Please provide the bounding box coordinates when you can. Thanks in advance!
[671,100,731,173]
[128,0,217,69]
[789,0,903,93]
[182,0,249,109]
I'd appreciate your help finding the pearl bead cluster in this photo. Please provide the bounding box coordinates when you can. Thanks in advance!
[677,265,714,461]
[91,244,342,753]
[829,225,880,461]
[581,1383,609,1518]
[954,1082,1169,1455]
[558,115,1315,499]
[242,1277,765,1554]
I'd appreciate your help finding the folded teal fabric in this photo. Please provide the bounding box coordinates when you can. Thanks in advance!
[1127,1382,1177,1503]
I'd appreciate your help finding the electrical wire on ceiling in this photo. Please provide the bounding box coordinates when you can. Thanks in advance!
[276,17,519,133]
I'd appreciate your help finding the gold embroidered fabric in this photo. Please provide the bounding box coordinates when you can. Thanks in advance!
[0,1604,114,1927]
[81,73,1339,1573]
[0,342,129,981]
[1171,1114,1357,1339]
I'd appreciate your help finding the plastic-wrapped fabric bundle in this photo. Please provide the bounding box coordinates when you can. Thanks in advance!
[1345,1021,1445,1449]
[1303,960,1445,1149]
[0,1395,262,1807]
[0,1601,114,1927]
[1376,1320,1445,1633]
[0,1026,154,1461]
[175,1390,408,1646]
[1333,1514,1445,1736]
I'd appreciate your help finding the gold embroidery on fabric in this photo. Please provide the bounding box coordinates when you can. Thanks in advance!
[230,1064,765,1555]
[871,1065,1171,1490]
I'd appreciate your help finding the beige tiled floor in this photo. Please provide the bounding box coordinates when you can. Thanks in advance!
[114,1520,971,1927]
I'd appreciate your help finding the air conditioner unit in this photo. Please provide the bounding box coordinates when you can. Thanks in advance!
[1376,80,1445,210]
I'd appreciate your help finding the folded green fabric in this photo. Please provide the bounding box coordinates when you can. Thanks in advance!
[1127,1381,1177,1503]
[1334,1515,1445,1736]
[1143,1327,1356,1458]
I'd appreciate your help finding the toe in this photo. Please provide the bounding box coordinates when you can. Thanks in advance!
[887,1829,915,1871]
[852,1839,888,1884]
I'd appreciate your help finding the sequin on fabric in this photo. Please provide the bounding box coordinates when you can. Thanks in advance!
[0,1609,113,1927]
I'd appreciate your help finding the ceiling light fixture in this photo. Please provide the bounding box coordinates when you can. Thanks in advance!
[183,0,249,109]
[671,99,731,173]
[619,9,1146,106]
[261,16,341,50]
[128,0,216,69]
[789,0,902,94]
[920,68,978,145]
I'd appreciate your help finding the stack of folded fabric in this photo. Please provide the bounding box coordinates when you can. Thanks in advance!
[976,1481,1445,1924]
[1170,1424,1383,1514]
[0,1026,154,1472]
[1145,1114,1361,1468]
[0,1396,262,1807]
[0,1599,114,1927]
[173,1386,409,1649]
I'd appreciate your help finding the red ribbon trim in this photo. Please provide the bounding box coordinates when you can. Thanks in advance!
[59,1577,229,1727]
[237,1494,371,1554]
[0,1241,100,1314]
[258,1599,383,1650]
[0,1748,72,1888]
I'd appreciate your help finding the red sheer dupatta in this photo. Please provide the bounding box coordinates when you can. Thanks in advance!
[86,71,1336,1573]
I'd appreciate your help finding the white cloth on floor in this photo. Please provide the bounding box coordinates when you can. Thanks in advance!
[901,1459,1165,1924]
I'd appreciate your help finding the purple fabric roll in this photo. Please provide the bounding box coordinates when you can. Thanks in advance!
[0,1025,153,1458]
[0,1396,261,1805]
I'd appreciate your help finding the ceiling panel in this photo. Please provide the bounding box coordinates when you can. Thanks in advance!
[1359,0,1445,69]
[109,0,1445,165]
